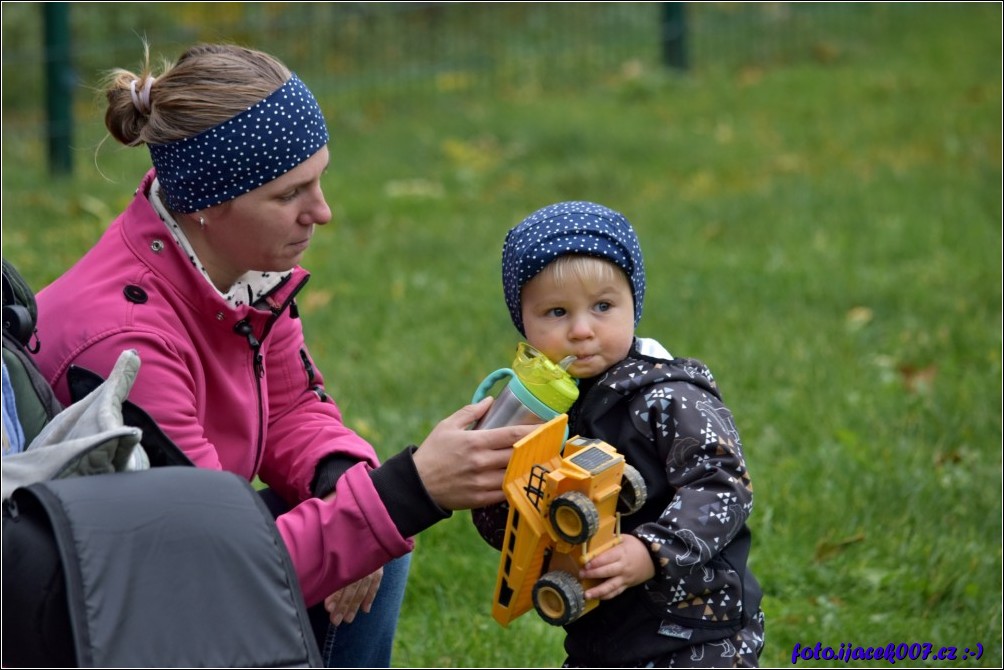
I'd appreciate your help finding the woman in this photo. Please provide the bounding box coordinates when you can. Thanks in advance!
[33,42,530,667]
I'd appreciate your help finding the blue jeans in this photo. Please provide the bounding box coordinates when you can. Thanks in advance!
[256,489,411,668]
[320,553,411,668]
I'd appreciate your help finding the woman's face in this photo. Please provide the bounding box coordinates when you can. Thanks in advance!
[200,146,331,288]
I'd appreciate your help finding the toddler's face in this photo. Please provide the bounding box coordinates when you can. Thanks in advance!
[520,259,635,380]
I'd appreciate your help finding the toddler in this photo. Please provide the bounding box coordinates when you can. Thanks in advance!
[474,201,765,668]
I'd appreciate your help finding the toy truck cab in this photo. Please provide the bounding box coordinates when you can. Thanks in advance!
[491,414,646,627]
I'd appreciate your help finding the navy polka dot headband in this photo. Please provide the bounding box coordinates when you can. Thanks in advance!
[149,74,328,213]
[502,201,646,335]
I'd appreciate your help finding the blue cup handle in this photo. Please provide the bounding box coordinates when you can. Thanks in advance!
[472,368,514,403]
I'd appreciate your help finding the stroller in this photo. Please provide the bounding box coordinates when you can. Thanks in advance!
[2,258,321,667]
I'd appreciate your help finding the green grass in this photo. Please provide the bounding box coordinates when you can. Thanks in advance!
[2,3,1001,668]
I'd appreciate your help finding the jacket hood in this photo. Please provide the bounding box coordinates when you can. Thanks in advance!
[598,342,721,401]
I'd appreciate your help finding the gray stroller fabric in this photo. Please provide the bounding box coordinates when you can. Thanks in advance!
[7,467,322,668]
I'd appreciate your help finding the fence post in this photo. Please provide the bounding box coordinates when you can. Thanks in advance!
[661,2,688,71]
[44,2,73,176]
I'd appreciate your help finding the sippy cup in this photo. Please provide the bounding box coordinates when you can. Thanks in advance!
[471,342,579,430]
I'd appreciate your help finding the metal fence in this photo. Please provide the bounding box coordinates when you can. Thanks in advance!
[2,2,861,173]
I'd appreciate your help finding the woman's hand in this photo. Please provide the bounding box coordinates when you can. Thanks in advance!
[323,567,383,625]
[413,398,533,510]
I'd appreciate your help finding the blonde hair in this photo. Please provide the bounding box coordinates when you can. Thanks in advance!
[102,42,291,147]
[534,254,628,288]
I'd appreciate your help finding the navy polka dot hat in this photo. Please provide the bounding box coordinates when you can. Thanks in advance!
[149,74,328,213]
[502,200,646,335]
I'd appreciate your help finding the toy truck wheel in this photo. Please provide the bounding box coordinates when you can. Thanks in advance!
[533,570,585,626]
[549,491,599,544]
[617,464,648,515]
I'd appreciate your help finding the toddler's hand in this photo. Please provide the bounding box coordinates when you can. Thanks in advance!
[579,534,655,601]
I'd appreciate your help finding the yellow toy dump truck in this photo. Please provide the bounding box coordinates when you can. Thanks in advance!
[491,413,647,627]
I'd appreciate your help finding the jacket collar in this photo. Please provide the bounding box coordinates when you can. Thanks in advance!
[121,169,310,320]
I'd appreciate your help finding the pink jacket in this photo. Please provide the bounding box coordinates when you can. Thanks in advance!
[34,169,415,606]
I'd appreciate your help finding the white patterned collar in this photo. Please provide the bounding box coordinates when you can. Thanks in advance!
[148,178,288,308]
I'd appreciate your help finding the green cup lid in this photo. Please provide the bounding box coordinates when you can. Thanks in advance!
[511,342,579,413]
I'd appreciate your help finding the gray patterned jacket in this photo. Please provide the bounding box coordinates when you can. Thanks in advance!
[473,338,762,664]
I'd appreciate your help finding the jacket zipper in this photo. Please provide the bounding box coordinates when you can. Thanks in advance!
[232,274,311,475]
[299,348,328,401]
[233,319,265,474]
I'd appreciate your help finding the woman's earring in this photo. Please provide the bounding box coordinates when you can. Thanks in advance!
[198,215,206,230]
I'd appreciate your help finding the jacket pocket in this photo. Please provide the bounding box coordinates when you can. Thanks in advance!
[644,557,747,630]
